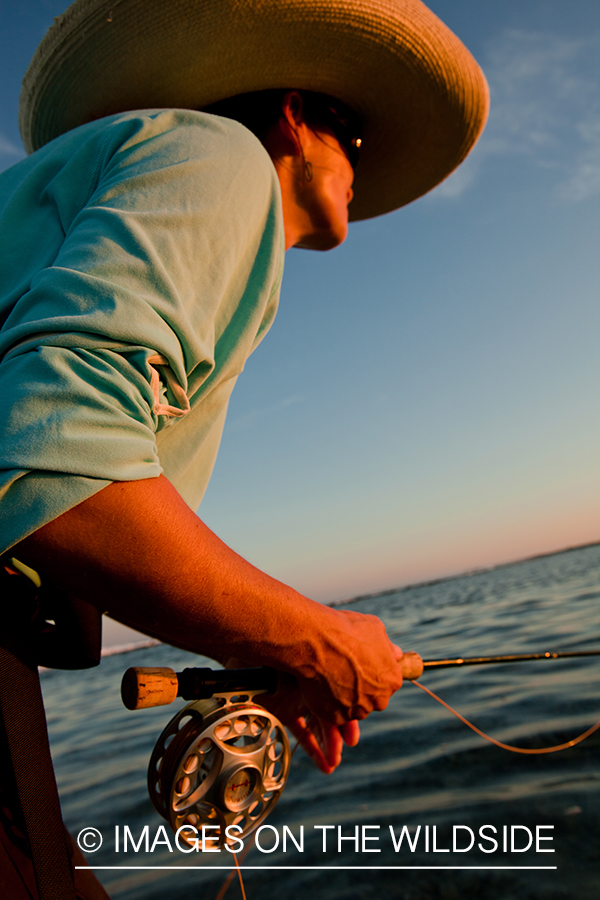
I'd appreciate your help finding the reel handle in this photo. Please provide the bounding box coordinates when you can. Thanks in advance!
[121,653,424,711]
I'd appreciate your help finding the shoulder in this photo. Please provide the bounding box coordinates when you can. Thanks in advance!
[4,109,277,201]
[96,109,274,177]
[85,109,280,209]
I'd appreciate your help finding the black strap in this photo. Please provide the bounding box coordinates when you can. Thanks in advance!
[0,570,78,900]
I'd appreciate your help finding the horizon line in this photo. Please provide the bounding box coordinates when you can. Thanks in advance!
[333,538,600,607]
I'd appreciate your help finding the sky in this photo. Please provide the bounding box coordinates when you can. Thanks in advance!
[2,1,599,646]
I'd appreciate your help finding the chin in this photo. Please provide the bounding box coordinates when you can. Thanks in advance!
[295,223,348,251]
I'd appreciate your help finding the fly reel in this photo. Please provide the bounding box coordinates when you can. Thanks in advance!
[122,655,426,848]
[122,666,291,850]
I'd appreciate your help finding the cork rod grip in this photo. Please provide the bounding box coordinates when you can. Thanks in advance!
[121,667,179,710]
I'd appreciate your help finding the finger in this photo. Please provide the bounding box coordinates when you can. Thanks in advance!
[288,716,336,774]
[340,719,360,747]
[318,721,344,770]
[391,643,403,662]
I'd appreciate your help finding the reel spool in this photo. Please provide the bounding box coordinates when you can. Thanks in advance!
[148,692,290,850]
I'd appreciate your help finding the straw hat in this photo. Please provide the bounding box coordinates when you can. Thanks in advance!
[19,0,488,221]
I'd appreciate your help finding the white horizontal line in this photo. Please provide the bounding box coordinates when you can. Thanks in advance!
[76,866,558,871]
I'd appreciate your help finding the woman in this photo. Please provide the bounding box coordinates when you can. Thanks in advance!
[0,1,488,896]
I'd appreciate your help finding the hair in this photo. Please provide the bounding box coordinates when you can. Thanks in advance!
[202,89,362,167]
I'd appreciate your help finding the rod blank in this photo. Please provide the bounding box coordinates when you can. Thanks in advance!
[422,649,600,670]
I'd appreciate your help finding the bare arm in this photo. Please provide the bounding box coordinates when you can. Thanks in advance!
[14,475,403,728]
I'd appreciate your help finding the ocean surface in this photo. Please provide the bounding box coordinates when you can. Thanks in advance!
[41,544,600,900]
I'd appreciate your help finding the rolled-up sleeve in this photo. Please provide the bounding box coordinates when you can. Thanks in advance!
[0,109,284,553]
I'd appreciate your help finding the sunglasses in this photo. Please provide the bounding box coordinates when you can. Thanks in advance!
[326,112,363,170]
[310,100,363,170]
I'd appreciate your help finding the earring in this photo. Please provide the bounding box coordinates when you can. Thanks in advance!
[300,146,313,182]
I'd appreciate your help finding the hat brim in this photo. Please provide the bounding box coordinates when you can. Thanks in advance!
[19,0,489,221]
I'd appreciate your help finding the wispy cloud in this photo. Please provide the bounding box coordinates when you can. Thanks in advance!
[0,133,23,157]
[432,153,480,199]
[227,393,306,433]
[558,114,600,201]
[430,30,600,202]
[0,132,25,174]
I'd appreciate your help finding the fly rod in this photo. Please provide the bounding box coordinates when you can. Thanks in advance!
[121,648,600,710]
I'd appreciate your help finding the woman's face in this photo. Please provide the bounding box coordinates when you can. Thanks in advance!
[262,92,358,251]
[292,125,355,251]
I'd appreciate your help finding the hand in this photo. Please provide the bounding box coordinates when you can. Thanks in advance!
[288,608,404,726]
[224,658,361,773]
[256,676,361,774]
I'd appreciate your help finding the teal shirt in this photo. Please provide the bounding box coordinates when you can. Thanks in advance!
[0,109,284,553]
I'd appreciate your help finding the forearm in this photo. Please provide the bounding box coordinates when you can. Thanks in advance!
[14,475,403,723]
[15,477,316,662]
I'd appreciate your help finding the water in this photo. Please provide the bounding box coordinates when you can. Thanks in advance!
[41,544,600,899]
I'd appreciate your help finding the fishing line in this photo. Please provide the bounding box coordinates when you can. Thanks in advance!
[411,679,600,754]
[232,852,247,900]
[213,726,308,900]
[214,842,253,900]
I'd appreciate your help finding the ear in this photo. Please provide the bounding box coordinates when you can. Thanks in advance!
[281,91,304,126]
[279,91,306,155]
